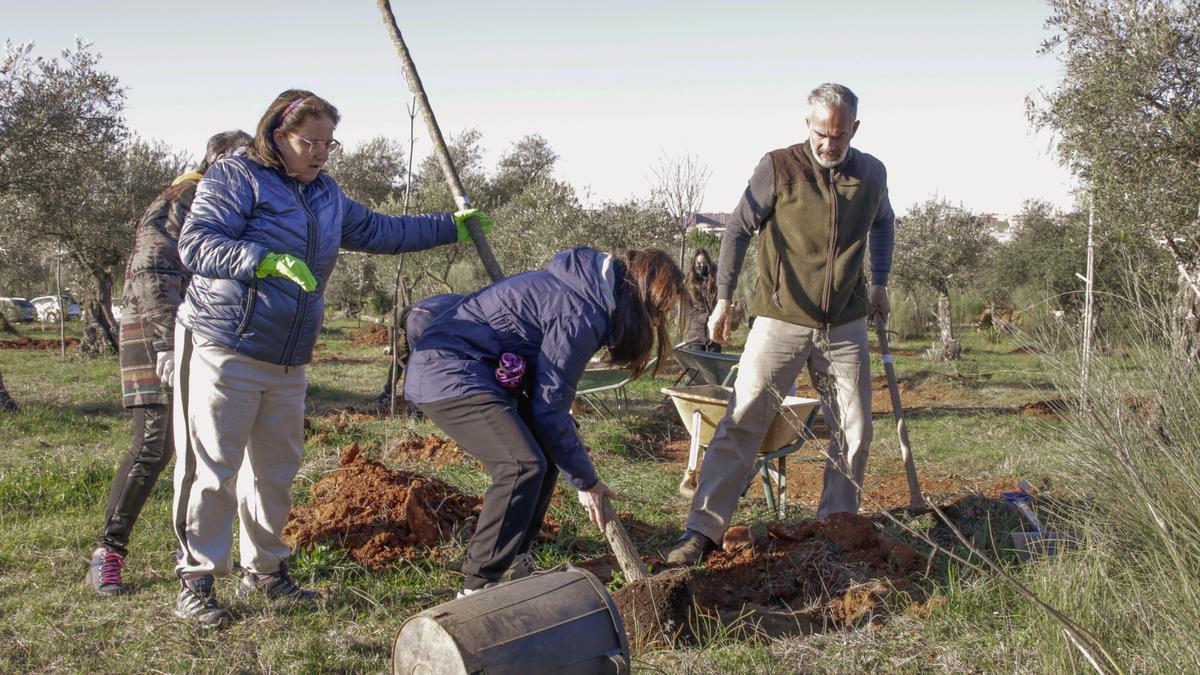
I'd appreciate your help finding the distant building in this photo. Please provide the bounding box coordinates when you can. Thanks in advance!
[981,212,1021,243]
[692,212,732,236]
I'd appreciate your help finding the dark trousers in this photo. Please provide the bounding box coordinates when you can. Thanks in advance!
[418,391,557,590]
[100,404,174,555]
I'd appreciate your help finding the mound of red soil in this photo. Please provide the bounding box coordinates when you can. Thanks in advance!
[384,432,469,466]
[283,443,480,570]
[610,513,924,646]
[0,336,78,350]
[350,323,389,347]
[1021,396,1072,419]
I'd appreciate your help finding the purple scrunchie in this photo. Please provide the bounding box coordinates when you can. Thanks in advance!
[496,352,526,388]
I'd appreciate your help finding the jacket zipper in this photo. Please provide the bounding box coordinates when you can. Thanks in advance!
[820,167,839,323]
[281,182,319,365]
[235,279,258,336]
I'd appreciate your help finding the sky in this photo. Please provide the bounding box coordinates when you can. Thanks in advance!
[5,0,1077,217]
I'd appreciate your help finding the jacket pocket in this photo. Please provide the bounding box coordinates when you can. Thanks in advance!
[235,280,258,336]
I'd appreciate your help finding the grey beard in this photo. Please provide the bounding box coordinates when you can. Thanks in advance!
[810,140,849,168]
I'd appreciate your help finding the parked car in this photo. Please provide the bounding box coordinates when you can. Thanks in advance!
[0,297,36,323]
[31,295,82,323]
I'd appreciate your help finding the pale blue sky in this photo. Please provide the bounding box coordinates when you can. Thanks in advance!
[6,0,1075,216]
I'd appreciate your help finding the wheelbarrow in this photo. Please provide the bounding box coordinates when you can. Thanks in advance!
[661,384,820,517]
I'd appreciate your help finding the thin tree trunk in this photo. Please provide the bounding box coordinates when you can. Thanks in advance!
[1174,266,1200,361]
[0,369,17,412]
[933,285,961,361]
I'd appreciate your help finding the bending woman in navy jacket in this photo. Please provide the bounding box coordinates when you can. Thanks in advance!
[171,90,485,627]
[405,247,683,595]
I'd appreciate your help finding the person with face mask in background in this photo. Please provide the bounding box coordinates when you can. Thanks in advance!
[682,248,722,352]
[170,89,486,626]
[667,83,895,565]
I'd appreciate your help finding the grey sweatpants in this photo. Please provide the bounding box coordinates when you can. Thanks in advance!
[686,317,872,542]
[172,327,306,577]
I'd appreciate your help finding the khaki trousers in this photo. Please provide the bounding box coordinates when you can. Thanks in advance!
[686,317,872,542]
[172,327,306,577]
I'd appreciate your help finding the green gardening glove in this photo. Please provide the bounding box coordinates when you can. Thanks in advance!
[452,208,494,243]
[257,252,317,292]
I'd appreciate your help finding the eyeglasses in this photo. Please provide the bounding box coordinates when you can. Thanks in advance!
[288,132,341,154]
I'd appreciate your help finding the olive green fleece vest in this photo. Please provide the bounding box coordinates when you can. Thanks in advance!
[751,143,888,328]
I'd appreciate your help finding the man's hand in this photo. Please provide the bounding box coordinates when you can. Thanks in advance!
[257,253,317,292]
[452,209,494,243]
[868,284,890,322]
[707,298,733,345]
[156,350,175,388]
[577,479,617,531]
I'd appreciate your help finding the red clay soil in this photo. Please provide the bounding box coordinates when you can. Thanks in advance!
[1021,396,1072,420]
[653,435,1012,512]
[0,336,78,350]
[383,431,470,466]
[349,323,389,347]
[610,512,925,646]
[791,374,957,416]
[777,459,1013,513]
[283,443,480,570]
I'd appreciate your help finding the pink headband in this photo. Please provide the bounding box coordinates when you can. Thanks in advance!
[277,97,308,124]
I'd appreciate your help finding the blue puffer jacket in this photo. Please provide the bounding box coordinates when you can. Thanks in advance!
[177,154,457,366]
[404,247,618,490]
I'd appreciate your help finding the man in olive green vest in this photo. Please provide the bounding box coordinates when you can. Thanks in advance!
[668,83,894,564]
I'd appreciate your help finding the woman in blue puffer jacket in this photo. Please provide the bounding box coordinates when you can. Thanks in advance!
[170,89,488,627]
[404,246,683,596]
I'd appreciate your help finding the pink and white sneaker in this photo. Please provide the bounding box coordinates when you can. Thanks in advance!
[85,547,126,596]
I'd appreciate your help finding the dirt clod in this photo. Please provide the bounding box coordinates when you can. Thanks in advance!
[350,323,389,347]
[384,432,469,466]
[722,525,754,553]
[1021,396,1072,419]
[819,511,878,551]
[283,443,480,569]
[611,569,694,648]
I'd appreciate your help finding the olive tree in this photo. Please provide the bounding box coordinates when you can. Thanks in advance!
[1030,0,1200,357]
[891,198,993,360]
[0,41,183,353]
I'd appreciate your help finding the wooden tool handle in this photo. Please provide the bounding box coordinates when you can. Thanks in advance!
[602,498,649,582]
[872,314,926,509]
[376,0,505,283]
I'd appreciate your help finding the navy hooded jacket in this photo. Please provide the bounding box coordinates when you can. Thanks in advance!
[177,154,457,366]
[404,247,618,490]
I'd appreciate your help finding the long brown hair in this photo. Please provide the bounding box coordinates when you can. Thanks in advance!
[684,247,717,306]
[245,89,341,173]
[607,248,685,378]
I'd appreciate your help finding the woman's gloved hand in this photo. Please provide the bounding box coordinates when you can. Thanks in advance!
[577,479,617,531]
[452,209,494,243]
[706,298,733,344]
[156,350,175,387]
[257,252,317,292]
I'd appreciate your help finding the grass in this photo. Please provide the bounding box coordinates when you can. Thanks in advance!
[0,319,1104,672]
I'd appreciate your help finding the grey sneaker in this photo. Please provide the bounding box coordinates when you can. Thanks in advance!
[499,553,536,582]
[237,562,320,602]
[665,530,718,565]
[85,547,126,596]
[175,575,231,628]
